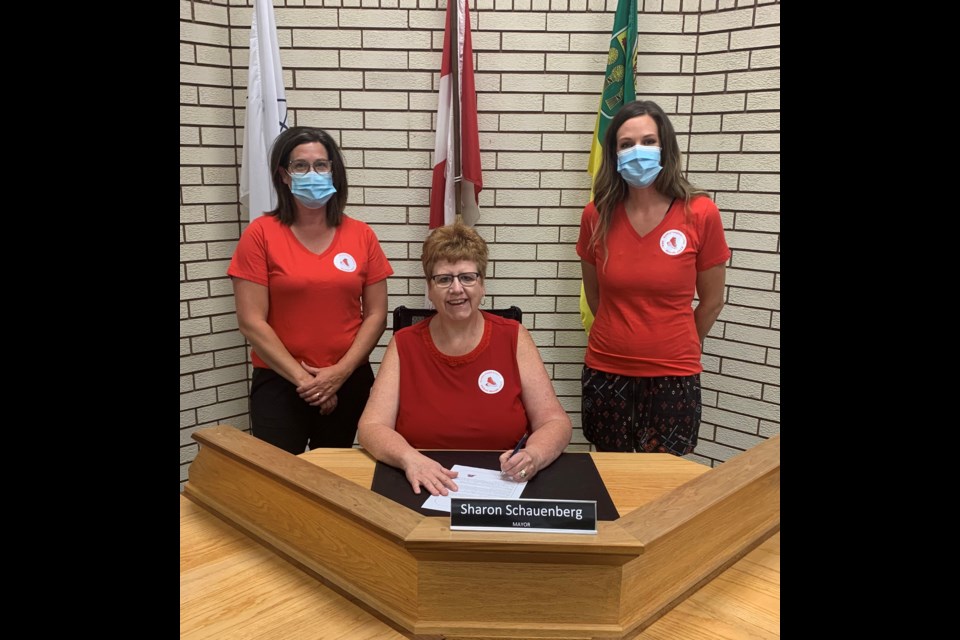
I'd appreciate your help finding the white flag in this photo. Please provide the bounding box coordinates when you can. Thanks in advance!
[240,0,287,222]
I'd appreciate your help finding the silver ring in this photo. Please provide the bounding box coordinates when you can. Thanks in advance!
[315,393,321,400]
[518,468,527,479]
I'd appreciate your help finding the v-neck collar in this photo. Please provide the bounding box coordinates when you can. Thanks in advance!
[622,198,677,241]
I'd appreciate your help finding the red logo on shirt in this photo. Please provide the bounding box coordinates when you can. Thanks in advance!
[659,230,687,256]
[333,252,357,272]
[478,369,505,394]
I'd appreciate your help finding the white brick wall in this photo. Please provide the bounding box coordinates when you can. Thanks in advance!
[180,0,780,487]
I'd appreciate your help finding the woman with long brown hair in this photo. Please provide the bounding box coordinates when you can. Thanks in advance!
[577,100,729,456]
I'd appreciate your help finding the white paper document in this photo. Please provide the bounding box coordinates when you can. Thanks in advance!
[422,464,527,513]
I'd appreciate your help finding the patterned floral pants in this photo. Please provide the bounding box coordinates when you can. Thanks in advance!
[581,366,701,456]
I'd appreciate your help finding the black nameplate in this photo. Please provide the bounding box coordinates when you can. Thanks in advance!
[450,498,597,534]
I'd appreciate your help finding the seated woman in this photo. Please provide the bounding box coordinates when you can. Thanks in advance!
[358,224,572,496]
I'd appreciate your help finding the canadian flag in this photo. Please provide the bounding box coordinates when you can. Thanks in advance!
[429,0,482,228]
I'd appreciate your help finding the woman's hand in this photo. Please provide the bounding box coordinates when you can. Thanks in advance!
[297,362,347,405]
[318,395,338,416]
[402,451,460,496]
[499,447,541,483]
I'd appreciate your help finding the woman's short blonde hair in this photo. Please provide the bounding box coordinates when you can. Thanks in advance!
[421,223,488,278]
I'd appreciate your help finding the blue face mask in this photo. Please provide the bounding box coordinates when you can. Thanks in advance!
[289,171,336,209]
[617,145,663,189]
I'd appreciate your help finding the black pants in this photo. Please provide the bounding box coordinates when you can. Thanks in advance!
[581,365,701,456]
[250,364,374,454]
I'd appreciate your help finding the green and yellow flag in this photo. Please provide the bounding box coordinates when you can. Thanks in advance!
[581,0,638,333]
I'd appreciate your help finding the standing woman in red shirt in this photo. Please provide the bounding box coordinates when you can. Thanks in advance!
[229,127,393,454]
[576,101,730,456]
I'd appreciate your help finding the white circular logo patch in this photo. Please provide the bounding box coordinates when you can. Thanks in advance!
[659,230,687,256]
[333,252,357,272]
[478,370,505,394]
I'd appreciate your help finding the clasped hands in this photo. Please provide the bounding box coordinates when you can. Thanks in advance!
[296,361,345,415]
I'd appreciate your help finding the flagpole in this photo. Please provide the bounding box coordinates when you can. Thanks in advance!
[448,0,463,222]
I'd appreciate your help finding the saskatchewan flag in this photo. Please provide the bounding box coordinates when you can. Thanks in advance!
[581,0,638,333]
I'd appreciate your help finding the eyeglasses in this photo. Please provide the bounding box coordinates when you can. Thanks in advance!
[287,159,333,175]
[430,272,481,288]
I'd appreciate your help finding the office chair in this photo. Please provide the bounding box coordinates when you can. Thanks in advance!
[392,305,522,332]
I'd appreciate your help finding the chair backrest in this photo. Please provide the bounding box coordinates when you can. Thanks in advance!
[392,305,523,332]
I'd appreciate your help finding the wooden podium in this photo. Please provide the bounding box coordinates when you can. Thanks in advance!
[183,426,779,639]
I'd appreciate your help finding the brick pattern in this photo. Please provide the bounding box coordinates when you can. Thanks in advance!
[180,0,780,486]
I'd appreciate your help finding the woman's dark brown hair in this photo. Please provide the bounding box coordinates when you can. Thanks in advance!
[267,126,348,226]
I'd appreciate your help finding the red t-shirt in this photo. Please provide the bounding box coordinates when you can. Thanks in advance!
[576,196,730,377]
[395,313,529,449]
[228,215,393,369]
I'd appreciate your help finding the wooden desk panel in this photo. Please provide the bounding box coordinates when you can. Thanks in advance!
[181,496,408,640]
[637,533,780,639]
[181,449,779,639]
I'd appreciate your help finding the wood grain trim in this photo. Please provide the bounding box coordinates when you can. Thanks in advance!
[189,425,422,543]
[618,435,780,544]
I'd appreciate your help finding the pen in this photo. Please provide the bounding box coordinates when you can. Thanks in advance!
[508,433,529,460]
